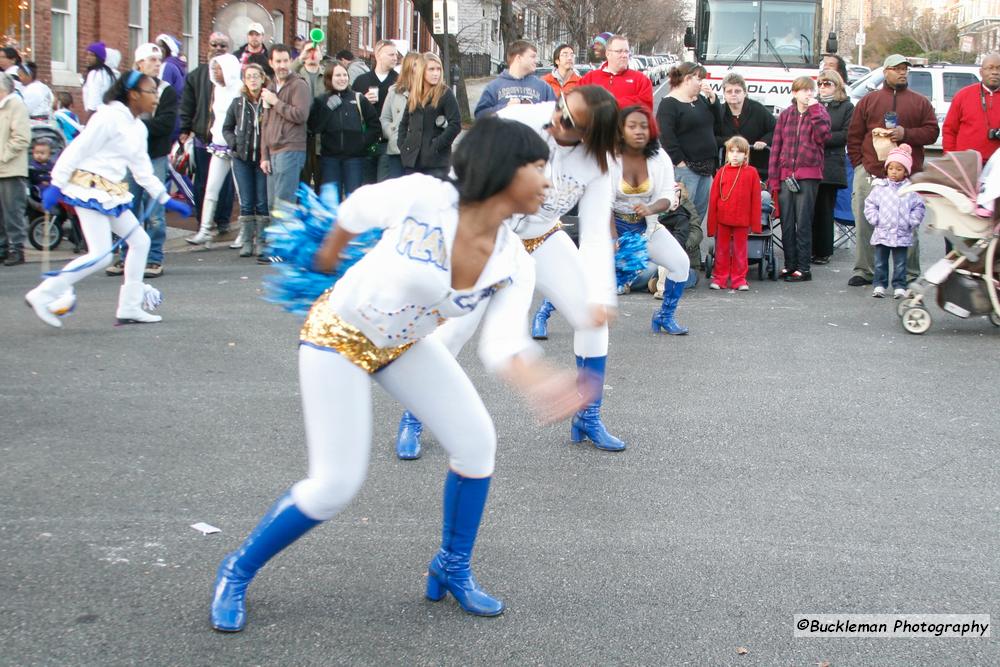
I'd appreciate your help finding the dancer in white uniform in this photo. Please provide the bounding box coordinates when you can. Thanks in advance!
[610,104,691,334]
[395,86,627,458]
[209,117,591,632]
[25,72,191,327]
[186,54,243,245]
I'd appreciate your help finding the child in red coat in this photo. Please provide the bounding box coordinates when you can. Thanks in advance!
[707,136,762,290]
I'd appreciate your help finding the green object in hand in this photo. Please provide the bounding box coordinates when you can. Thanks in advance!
[310,28,325,44]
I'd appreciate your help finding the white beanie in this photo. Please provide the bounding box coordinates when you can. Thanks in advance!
[134,43,162,64]
[156,34,182,58]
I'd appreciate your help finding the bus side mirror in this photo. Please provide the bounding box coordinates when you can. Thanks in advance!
[825,32,838,54]
[684,27,695,49]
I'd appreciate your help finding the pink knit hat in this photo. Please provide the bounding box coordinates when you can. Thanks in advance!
[885,143,913,174]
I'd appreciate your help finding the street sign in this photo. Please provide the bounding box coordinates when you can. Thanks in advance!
[855,32,866,46]
[313,0,329,19]
[350,0,369,17]
[432,0,458,35]
[960,35,974,53]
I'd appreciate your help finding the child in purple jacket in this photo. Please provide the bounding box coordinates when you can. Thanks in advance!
[864,144,925,298]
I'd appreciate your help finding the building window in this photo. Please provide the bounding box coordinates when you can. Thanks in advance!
[128,0,149,58]
[297,0,311,42]
[182,0,199,64]
[272,9,285,44]
[50,0,77,73]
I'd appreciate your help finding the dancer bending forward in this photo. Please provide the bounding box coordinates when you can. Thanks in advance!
[395,86,624,459]
[209,117,590,632]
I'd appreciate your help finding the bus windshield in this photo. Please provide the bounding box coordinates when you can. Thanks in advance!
[701,0,818,66]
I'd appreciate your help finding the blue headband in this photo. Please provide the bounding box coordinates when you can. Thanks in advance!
[125,70,143,91]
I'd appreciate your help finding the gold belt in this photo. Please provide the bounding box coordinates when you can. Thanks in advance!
[616,212,645,223]
[522,222,563,254]
[68,170,131,198]
[300,304,415,374]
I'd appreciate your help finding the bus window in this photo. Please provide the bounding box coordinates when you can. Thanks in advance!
[702,0,761,62]
[760,1,818,65]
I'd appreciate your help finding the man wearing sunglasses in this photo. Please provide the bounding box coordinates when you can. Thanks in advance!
[179,32,236,235]
[580,35,653,113]
[474,40,555,119]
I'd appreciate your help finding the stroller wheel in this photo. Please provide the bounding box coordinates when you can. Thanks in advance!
[896,296,920,317]
[901,306,932,335]
[989,311,1000,327]
[28,214,62,251]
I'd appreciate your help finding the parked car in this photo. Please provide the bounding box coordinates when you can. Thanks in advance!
[848,64,981,150]
[846,64,870,84]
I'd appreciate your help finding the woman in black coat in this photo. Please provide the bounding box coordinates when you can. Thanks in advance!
[398,53,461,179]
[714,72,776,182]
[307,62,381,200]
[811,70,854,263]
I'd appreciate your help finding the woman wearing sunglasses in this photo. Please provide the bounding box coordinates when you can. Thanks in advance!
[394,86,627,459]
[811,71,853,265]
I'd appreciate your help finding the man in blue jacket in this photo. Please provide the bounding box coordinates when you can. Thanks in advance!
[474,40,555,118]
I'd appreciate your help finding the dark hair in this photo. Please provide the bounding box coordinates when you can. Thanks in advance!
[20,61,37,80]
[56,91,74,109]
[452,116,549,203]
[506,40,536,64]
[335,49,354,61]
[270,44,292,59]
[552,43,573,66]
[1,47,20,64]
[103,71,152,106]
[668,62,707,89]
[570,85,619,173]
[822,53,849,85]
[322,62,349,92]
[618,105,661,159]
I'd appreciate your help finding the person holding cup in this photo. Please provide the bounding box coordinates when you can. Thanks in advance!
[845,54,939,287]
[352,40,399,182]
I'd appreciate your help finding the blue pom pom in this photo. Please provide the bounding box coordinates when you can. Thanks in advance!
[614,231,648,290]
[262,183,383,316]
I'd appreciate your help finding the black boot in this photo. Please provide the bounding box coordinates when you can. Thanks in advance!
[4,247,25,266]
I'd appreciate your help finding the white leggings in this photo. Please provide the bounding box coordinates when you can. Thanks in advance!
[434,230,610,359]
[54,207,150,285]
[201,156,233,228]
[647,226,690,283]
[292,341,496,520]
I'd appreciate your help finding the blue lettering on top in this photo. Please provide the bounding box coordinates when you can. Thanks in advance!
[452,278,512,311]
[396,217,448,270]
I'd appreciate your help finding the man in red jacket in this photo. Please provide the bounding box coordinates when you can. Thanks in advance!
[846,54,939,286]
[580,35,653,112]
[942,53,1000,163]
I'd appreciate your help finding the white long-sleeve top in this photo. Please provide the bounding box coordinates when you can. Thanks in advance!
[609,148,677,236]
[497,102,616,307]
[82,69,116,112]
[208,55,244,146]
[51,101,167,209]
[320,174,540,372]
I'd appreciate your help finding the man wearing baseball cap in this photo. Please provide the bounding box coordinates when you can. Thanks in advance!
[236,22,273,77]
[845,54,938,286]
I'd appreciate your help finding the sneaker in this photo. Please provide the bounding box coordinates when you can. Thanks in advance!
[893,288,906,299]
[105,260,125,276]
[848,275,872,287]
[3,248,25,266]
[736,284,750,291]
[709,282,722,290]
[872,286,886,298]
[785,270,811,282]
[143,263,163,278]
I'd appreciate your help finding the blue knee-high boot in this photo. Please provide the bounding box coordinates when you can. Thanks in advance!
[210,491,321,632]
[570,355,626,452]
[531,299,555,340]
[426,471,504,616]
[396,411,423,460]
[651,279,689,335]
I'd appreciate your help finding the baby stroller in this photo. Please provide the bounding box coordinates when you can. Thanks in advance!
[895,150,1000,334]
[27,124,84,252]
[704,183,778,282]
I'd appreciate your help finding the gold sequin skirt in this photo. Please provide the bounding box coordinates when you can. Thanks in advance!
[300,297,415,374]
[522,222,563,254]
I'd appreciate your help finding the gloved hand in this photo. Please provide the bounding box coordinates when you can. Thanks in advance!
[164,198,193,218]
[41,185,63,211]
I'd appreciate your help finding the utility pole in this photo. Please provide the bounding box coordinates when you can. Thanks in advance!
[857,0,864,65]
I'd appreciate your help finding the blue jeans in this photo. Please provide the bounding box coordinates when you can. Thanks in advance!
[674,165,712,223]
[231,158,269,217]
[873,244,908,290]
[380,153,403,181]
[122,156,168,264]
[319,156,367,201]
[267,150,307,209]
[194,144,234,225]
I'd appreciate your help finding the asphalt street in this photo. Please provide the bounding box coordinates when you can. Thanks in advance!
[1,224,997,666]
